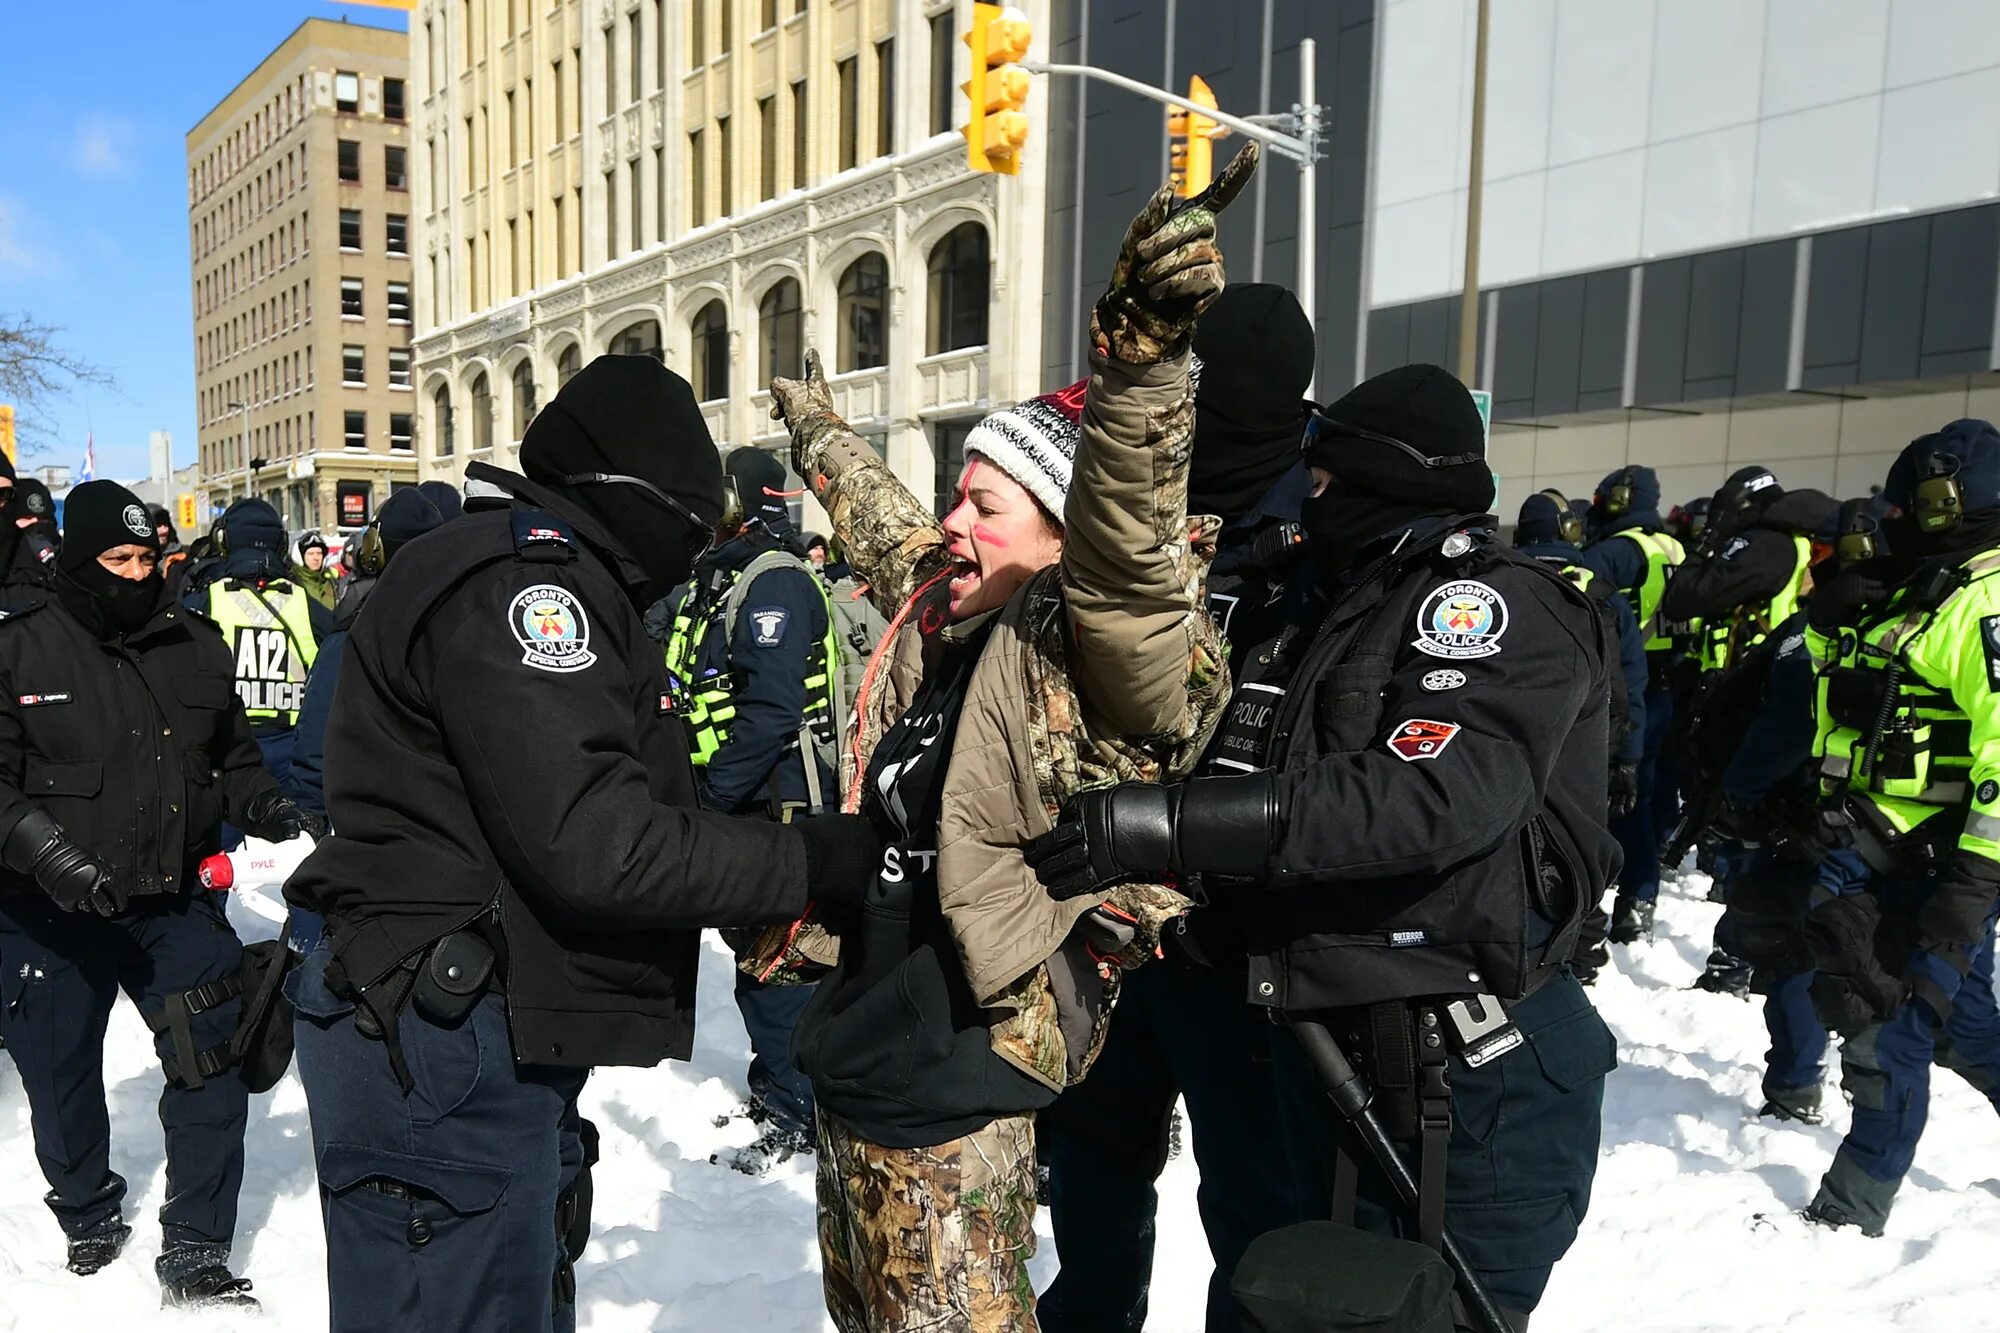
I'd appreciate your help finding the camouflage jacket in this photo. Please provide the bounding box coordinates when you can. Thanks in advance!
[748,349,1229,1091]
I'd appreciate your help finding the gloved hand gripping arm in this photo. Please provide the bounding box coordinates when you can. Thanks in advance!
[1025,774,1279,901]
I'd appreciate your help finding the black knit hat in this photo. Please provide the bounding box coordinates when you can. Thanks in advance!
[1515,492,1568,545]
[724,447,794,532]
[58,480,159,572]
[1190,283,1315,518]
[519,354,723,529]
[1305,363,1493,513]
[221,497,288,554]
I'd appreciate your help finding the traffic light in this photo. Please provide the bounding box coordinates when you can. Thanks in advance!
[1168,76,1220,198]
[962,3,1033,175]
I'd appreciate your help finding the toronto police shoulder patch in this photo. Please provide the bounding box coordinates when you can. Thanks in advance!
[1413,579,1509,660]
[509,584,596,673]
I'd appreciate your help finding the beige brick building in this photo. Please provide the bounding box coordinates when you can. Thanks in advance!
[188,18,419,535]
[411,0,1051,514]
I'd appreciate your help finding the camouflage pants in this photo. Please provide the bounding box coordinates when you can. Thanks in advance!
[815,1111,1039,1332]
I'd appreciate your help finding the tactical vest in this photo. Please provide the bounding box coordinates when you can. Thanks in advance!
[1814,548,2000,846]
[209,580,319,726]
[662,550,842,780]
[1609,528,1685,652]
[1249,532,1603,1010]
[1699,534,1811,673]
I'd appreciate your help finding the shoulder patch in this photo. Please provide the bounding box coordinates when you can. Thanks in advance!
[1722,535,1751,562]
[512,509,577,563]
[1421,669,1467,692]
[748,605,790,648]
[509,584,597,673]
[1413,579,1509,660]
[1388,718,1462,762]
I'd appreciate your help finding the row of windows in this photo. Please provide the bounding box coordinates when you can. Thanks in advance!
[203,410,316,477]
[193,145,308,263]
[428,222,986,456]
[343,410,415,451]
[339,278,413,323]
[338,140,408,189]
[196,212,307,319]
[341,345,414,389]
[340,209,410,254]
[198,281,308,374]
[201,352,312,433]
[190,75,405,204]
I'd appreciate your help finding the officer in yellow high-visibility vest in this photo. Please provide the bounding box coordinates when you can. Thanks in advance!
[185,499,336,791]
[1797,418,2000,1236]
[1582,466,1684,944]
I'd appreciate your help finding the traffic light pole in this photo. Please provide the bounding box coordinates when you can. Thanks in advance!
[1021,50,1324,388]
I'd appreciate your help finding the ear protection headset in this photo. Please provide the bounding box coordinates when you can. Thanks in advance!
[354,489,445,577]
[1600,468,1636,518]
[1912,452,1964,536]
[1836,510,1880,567]
[1539,489,1585,546]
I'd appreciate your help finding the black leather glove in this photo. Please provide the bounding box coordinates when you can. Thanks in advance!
[795,814,885,912]
[1608,762,1640,819]
[241,788,315,843]
[1805,567,1894,633]
[1026,775,1279,902]
[3,809,125,916]
[1802,893,1904,1017]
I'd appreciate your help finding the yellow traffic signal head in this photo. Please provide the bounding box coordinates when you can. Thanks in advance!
[962,3,1034,176]
[1168,75,1221,198]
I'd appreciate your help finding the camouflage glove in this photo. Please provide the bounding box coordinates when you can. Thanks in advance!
[770,349,850,483]
[1092,141,1260,365]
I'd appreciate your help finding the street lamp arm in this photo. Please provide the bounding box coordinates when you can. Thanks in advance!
[1019,61,1314,163]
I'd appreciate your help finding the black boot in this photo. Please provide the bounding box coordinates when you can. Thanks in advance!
[1607,897,1654,945]
[1695,949,1754,997]
[1571,941,1610,986]
[66,1221,132,1276]
[711,1122,815,1176]
[161,1265,259,1310]
[1758,1081,1824,1125]
[1801,1196,1884,1238]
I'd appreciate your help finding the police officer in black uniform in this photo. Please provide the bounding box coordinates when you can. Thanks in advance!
[1039,282,1315,1333]
[1029,364,1620,1330]
[0,478,62,606]
[0,481,307,1306]
[285,355,880,1331]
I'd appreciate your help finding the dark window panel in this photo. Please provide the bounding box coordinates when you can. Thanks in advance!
[1367,305,1411,378]
[1803,225,1868,372]
[1492,285,1540,420]
[1682,250,1744,393]
[1532,275,1586,418]
[1923,204,1999,359]
[1857,215,1930,383]
[1634,257,1691,407]
[1407,298,1452,369]
[1578,268,1630,400]
[1736,241,1795,396]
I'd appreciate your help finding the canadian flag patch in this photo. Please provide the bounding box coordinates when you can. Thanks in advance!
[1387,718,1461,762]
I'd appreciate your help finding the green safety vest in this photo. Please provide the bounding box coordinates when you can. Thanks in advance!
[1812,545,2000,860]
[1611,528,1686,652]
[1698,534,1811,674]
[662,550,842,772]
[208,580,320,726]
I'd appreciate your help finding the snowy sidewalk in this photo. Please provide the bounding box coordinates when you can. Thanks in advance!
[3,873,1998,1330]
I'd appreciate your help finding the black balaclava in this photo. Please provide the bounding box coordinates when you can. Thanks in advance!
[723,446,796,535]
[1189,283,1315,519]
[220,497,290,582]
[6,479,60,571]
[518,354,724,602]
[1300,363,1493,581]
[56,480,164,638]
[147,503,179,549]
[416,480,465,521]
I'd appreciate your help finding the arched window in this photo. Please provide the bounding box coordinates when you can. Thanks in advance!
[556,343,581,388]
[926,222,989,354]
[836,252,889,372]
[471,372,494,452]
[691,299,729,402]
[511,360,536,436]
[760,277,803,382]
[434,384,454,457]
[609,318,663,360]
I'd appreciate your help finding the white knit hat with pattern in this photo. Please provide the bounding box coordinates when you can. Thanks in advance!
[959,378,1088,521]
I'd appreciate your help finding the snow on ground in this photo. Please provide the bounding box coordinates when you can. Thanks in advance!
[4,870,2000,1330]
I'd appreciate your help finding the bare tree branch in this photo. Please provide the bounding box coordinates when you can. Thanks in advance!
[0,313,114,456]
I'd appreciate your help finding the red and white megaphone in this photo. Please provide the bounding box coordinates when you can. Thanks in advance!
[200,834,316,930]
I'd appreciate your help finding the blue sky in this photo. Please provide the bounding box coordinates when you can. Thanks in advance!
[0,1,407,482]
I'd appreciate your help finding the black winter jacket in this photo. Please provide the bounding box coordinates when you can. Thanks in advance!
[0,586,280,901]
[290,465,810,1070]
[1231,517,1622,1012]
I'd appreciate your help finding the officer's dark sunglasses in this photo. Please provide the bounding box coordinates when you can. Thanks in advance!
[1302,408,1484,470]
[558,471,718,562]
